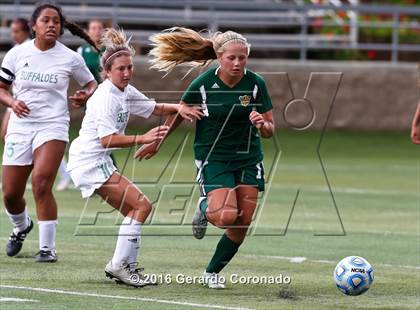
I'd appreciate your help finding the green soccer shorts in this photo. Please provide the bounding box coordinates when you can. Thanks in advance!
[195,159,265,195]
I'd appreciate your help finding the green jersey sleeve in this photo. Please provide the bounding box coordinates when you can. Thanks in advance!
[255,74,273,114]
[77,44,102,83]
[181,78,202,106]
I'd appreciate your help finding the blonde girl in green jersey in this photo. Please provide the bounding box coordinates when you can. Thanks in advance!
[135,27,275,289]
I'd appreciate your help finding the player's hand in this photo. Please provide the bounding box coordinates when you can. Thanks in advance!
[249,110,264,129]
[69,90,90,108]
[134,141,160,160]
[411,124,420,144]
[178,105,204,122]
[139,125,169,145]
[11,99,30,118]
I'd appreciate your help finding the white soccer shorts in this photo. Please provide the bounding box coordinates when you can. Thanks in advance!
[2,125,69,166]
[68,157,116,198]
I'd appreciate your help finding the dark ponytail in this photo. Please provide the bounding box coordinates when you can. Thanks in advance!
[64,20,100,53]
[31,2,100,52]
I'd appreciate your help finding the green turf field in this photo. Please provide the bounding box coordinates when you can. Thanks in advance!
[0,129,419,310]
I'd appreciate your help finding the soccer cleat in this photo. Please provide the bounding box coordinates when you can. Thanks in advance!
[192,197,208,239]
[6,218,33,257]
[129,262,158,286]
[35,249,58,262]
[105,261,154,288]
[202,271,225,289]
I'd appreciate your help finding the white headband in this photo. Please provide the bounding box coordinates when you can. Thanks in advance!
[104,50,130,66]
[213,35,248,53]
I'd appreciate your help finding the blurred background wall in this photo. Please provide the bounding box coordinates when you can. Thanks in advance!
[0,0,418,130]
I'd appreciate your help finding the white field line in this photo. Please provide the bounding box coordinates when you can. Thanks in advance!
[245,255,420,270]
[0,285,254,310]
[0,297,38,302]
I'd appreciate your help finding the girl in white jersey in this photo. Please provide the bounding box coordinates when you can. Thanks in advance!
[0,4,98,262]
[68,28,203,287]
[1,18,75,192]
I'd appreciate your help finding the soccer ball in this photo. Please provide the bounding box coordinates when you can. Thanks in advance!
[333,256,374,296]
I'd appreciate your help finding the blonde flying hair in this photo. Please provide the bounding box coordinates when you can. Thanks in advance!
[100,28,135,74]
[149,27,251,76]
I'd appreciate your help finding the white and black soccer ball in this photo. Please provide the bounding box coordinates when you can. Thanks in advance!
[333,256,374,296]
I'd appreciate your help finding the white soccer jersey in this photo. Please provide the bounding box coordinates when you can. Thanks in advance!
[0,39,94,130]
[68,79,156,170]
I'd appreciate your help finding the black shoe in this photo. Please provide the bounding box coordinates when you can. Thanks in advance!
[6,219,33,257]
[35,249,57,263]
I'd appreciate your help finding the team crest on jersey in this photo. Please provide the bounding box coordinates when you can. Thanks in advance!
[239,95,251,107]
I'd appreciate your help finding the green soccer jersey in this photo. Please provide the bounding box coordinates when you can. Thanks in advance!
[182,67,273,162]
[77,44,102,83]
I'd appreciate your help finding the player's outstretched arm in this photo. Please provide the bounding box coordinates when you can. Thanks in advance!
[134,101,192,160]
[69,80,98,108]
[100,125,169,149]
[152,103,204,122]
[410,101,420,144]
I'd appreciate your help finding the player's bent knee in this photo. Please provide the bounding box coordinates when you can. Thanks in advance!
[3,191,24,208]
[32,175,54,198]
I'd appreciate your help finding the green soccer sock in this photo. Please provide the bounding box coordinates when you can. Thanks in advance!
[206,234,240,273]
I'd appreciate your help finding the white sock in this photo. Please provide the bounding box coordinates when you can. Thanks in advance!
[111,217,142,269]
[58,159,70,181]
[38,220,57,251]
[5,208,30,233]
[127,221,142,268]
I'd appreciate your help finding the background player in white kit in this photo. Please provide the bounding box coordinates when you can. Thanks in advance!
[67,28,203,287]
[0,4,98,262]
[0,18,31,140]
